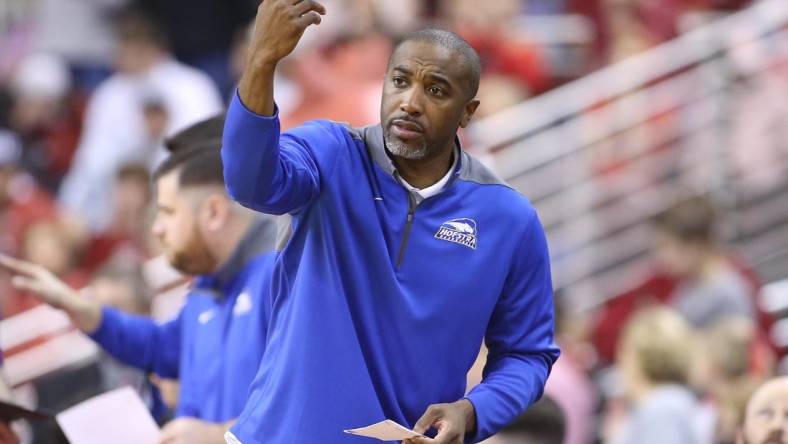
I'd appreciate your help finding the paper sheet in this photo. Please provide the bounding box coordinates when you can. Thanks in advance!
[344,419,425,441]
[55,386,160,444]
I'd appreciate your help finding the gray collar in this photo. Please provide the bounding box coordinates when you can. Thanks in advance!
[356,124,463,182]
[212,215,276,287]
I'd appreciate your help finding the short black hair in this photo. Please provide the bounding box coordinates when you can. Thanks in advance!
[165,114,225,153]
[153,114,225,187]
[391,28,481,100]
[499,396,566,444]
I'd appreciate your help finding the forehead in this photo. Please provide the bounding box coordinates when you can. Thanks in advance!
[748,382,788,412]
[389,40,467,81]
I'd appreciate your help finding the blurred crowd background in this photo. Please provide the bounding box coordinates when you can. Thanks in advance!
[0,0,787,443]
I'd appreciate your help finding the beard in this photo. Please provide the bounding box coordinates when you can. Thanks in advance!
[385,132,430,160]
[167,224,216,275]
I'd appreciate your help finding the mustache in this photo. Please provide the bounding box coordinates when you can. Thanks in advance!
[388,115,425,132]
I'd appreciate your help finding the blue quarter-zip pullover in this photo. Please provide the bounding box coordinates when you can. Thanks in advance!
[223,93,559,443]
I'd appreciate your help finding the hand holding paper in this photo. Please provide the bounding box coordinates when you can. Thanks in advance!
[344,419,425,441]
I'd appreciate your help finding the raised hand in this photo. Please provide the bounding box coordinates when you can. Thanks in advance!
[239,0,326,115]
[247,0,326,67]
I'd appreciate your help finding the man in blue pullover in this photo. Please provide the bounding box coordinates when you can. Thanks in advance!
[0,116,277,444]
[222,1,559,443]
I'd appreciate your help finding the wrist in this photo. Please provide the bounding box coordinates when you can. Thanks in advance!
[457,399,477,433]
[69,289,103,333]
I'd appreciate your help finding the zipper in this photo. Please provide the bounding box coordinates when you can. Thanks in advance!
[396,193,417,267]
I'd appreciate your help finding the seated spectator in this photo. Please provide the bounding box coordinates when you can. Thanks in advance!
[694,318,766,444]
[88,264,170,422]
[82,163,153,274]
[4,53,84,192]
[611,307,703,444]
[58,9,222,231]
[736,376,787,444]
[544,295,597,444]
[486,395,567,444]
[0,132,57,257]
[591,196,768,364]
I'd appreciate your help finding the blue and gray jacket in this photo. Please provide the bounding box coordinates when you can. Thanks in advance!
[89,217,276,422]
[223,93,560,443]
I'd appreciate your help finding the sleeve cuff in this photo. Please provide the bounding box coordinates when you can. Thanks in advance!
[86,305,116,341]
[232,89,280,122]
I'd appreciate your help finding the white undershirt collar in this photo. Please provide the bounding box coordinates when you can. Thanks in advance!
[397,150,458,203]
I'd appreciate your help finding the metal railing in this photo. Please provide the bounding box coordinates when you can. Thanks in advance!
[469,0,788,312]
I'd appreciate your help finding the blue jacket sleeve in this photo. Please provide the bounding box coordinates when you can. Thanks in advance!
[89,306,181,379]
[222,91,347,215]
[465,211,560,442]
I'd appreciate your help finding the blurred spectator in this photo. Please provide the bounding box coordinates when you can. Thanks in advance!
[3,53,84,191]
[694,318,766,444]
[544,296,597,444]
[609,307,703,444]
[133,0,258,97]
[81,163,152,274]
[440,0,550,116]
[737,376,787,444]
[485,395,567,444]
[87,264,169,422]
[58,10,223,232]
[590,196,768,364]
[30,0,129,90]
[0,132,57,258]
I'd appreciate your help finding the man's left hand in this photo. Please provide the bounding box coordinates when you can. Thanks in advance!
[403,399,476,444]
[158,418,230,444]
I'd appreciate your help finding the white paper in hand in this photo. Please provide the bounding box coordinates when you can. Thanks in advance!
[344,419,425,441]
[56,386,160,444]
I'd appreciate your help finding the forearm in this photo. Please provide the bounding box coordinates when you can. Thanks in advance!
[238,57,277,116]
[64,290,103,333]
[465,352,554,442]
[89,308,180,377]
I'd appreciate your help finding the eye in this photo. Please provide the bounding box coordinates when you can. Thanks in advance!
[392,76,407,88]
[427,85,445,97]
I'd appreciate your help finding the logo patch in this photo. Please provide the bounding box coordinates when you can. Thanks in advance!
[434,218,477,250]
[198,309,216,325]
[233,291,253,316]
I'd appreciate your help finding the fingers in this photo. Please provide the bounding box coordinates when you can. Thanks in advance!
[293,0,326,17]
[413,405,441,435]
[0,254,39,277]
[10,276,42,294]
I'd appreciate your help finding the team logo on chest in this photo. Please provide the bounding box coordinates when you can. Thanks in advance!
[434,218,478,250]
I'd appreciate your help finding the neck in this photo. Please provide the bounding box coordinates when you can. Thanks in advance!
[210,212,255,273]
[393,144,455,189]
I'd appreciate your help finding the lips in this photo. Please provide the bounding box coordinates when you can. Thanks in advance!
[389,119,424,140]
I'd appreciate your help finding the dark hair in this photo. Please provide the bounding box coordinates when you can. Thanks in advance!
[652,196,718,244]
[165,114,225,153]
[116,9,170,49]
[391,28,481,99]
[116,163,150,183]
[153,114,225,187]
[500,396,566,444]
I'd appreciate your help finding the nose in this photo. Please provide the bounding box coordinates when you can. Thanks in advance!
[151,215,164,239]
[400,88,423,116]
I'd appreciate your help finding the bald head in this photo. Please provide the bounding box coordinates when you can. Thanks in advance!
[390,28,481,100]
[740,377,788,444]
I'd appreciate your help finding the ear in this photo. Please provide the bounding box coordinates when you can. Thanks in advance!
[202,193,230,232]
[459,99,480,128]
